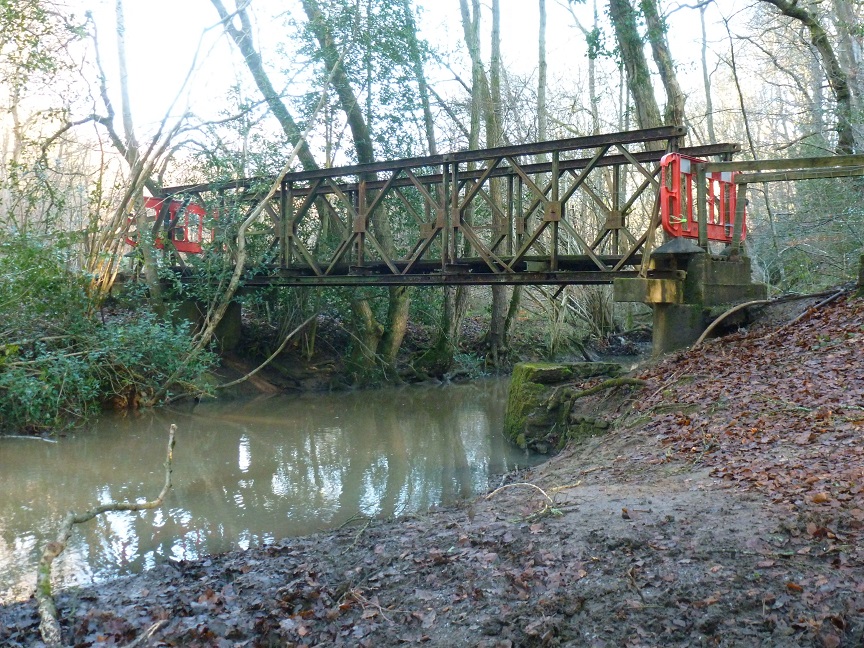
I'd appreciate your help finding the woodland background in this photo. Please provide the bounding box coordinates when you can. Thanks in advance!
[1,0,862,431]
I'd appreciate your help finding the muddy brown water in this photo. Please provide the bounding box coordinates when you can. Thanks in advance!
[0,379,540,603]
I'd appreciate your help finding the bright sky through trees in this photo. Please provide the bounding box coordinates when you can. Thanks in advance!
[80,0,718,137]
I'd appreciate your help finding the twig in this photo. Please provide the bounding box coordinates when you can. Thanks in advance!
[123,620,169,648]
[486,482,554,505]
[486,482,562,521]
[646,370,681,402]
[627,566,646,602]
[216,312,319,389]
[348,518,372,551]
[36,425,177,648]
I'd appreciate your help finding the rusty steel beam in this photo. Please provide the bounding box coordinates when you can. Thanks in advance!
[235,268,682,287]
[161,143,738,200]
[162,127,686,196]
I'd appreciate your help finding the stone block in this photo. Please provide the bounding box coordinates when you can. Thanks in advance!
[652,303,706,356]
[683,255,767,306]
[504,362,622,452]
[614,277,682,304]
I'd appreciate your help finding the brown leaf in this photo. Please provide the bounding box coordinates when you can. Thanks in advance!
[822,632,841,648]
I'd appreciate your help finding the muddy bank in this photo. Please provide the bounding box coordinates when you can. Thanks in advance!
[3,293,863,647]
[2,423,860,647]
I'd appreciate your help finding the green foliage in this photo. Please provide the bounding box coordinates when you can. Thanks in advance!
[292,0,434,159]
[0,236,217,434]
[0,0,83,87]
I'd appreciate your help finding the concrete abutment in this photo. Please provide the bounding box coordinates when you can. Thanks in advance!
[614,243,767,355]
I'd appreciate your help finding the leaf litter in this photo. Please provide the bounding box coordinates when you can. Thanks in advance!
[2,293,864,647]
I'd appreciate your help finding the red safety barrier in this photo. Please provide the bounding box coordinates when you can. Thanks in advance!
[660,153,745,243]
[127,197,214,254]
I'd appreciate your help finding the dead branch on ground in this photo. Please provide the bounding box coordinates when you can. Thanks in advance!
[36,424,177,648]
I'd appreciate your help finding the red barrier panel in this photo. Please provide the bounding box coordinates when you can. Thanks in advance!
[660,153,745,243]
[127,197,213,254]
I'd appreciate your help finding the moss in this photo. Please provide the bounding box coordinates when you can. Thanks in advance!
[504,362,628,451]
[504,365,550,442]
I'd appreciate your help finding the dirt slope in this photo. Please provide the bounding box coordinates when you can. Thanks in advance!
[2,293,863,647]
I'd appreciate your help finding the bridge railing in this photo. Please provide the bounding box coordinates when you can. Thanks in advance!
[161,127,740,286]
[694,154,864,257]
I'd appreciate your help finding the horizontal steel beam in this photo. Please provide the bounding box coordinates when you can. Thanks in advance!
[234,269,684,288]
[735,166,864,183]
[704,154,864,173]
[161,127,694,197]
[162,143,739,202]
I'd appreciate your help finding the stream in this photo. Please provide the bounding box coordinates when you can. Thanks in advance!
[0,378,541,603]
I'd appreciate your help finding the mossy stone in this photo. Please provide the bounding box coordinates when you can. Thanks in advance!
[504,362,623,448]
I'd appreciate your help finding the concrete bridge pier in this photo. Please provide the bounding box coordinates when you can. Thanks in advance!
[614,239,767,355]
[174,299,242,352]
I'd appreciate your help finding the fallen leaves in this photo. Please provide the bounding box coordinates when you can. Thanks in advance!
[635,295,864,554]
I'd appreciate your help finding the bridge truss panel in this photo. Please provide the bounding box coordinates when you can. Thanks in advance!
[160,128,740,287]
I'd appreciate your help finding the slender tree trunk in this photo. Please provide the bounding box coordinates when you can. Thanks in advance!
[348,297,384,381]
[116,0,163,313]
[608,0,663,132]
[210,0,321,172]
[641,0,686,126]
[700,5,717,143]
[566,0,602,133]
[761,0,857,153]
[301,0,410,381]
[485,0,510,367]
[538,0,547,142]
[401,0,436,156]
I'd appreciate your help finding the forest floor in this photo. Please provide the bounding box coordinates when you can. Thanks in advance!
[2,291,864,647]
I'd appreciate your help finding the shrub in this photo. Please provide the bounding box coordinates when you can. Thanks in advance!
[0,236,217,433]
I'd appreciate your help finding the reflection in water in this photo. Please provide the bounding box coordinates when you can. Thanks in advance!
[0,379,539,602]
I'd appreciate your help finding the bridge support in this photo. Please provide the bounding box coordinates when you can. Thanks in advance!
[614,241,767,355]
[174,299,242,352]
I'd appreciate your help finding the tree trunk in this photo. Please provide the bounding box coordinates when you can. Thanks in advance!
[607,0,663,132]
[348,297,384,384]
[377,285,410,371]
[116,0,163,314]
[538,0,547,142]
[300,0,411,381]
[641,0,686,126]
[761,0,857,153]
[209,0,321,172]
[486,0,511,366]
[401,0,436,156]
[700,5,717,143]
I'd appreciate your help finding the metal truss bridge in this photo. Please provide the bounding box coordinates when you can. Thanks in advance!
[159,126,739,288]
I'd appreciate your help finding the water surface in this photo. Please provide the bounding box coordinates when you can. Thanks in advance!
[0,379,539,602]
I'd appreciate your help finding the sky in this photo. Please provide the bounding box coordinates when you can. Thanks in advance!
[75,1,744,149]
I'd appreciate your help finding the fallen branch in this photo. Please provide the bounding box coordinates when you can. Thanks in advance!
[693,299,771,347]
[547,377,646,413]
[36,424,177,648]
[760,288,848,340]
[216,312,319,390]
[486,482,562,521]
